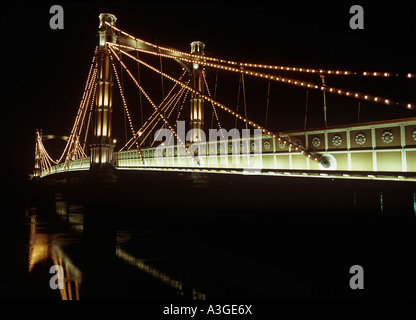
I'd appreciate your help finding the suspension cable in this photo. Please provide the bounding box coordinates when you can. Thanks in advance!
[235,74,241,129]
[120,71,188,151]
[202,71,223,136]
[109,42,414,110]
[136,39,144,129]
[265,80,270,127]
[82,81,98,152]
[104,22,415,80]
[109,46,200,165]
[52,52,96,164]
[109,44,324,163]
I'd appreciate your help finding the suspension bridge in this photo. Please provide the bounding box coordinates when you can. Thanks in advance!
[32,13,416,182]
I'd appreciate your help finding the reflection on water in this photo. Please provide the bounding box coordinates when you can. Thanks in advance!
[26,189,207,300]
[21,171,416,299]
[116,248,206,300]
[27,214,82,300]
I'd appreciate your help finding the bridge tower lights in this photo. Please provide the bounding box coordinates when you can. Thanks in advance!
[33,129,42,178]
[90,13,117,171]
[189,41,205,143]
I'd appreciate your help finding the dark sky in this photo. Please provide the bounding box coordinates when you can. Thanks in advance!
[2,1,415,182]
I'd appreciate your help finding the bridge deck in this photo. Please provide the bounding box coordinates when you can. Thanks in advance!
[39,118,416,181]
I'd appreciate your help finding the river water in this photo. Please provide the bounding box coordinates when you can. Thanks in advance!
[2,170,416,301]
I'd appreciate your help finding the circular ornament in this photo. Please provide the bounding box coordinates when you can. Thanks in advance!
[292,137,302,147]
[263,140,271,150]
[312,136,321,147]
[332,135,342,147]
[355,133,366,145]
[381,130,394,144]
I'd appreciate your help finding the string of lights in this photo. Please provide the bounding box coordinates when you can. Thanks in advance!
[105,23,415,80]
[110,44,323,163]
[121,71,188,151]
[150,86,187,147]
[38,137,54,173]
[157,83,190,147]
[36,131,60,167]
[146,84,191,148]
[108,42,415,110]
[202,71,223,136]
[111,57,147,164]
[148,83,191,148]
[72,66,99,160]
[235,63,415,79]
[174,85,190,124]
[82,81,98,152]
[168,90,190,145]
[61,49,99,163]
[76,66,98,138]
[121,71,187,151]
[109,46,201,165]
[110,56,140,147]
[136,90,184,149]
[64,63,99,165]
[52,52,98,166]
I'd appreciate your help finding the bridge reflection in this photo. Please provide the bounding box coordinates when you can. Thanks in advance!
[27,193,207,300]
[116,248,206,300]
[28,214,82,300]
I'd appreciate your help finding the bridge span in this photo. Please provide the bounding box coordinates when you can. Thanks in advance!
[32,13,416,183]
[37,117,416,182]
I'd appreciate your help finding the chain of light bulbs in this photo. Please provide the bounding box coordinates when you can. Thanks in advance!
[106,22,416,80]
[136,88,185,149]
[121,71,187,151]
[109,42,414,111]
[151,84,189,147]
[109,46,201,165]
[164,84,191,147]
[110,56,140,145]
[82,81,98,152]
[64,64,99,165]
[109,44,323,163]
[120,71,188,151]
[236,63,415,79]
[48,48,99,166]
[202,71,224,137]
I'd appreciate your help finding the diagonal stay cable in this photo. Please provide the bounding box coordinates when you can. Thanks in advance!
[109,44,324,163]
[109,46,200,165]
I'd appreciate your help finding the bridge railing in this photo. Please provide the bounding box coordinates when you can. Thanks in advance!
[40,157,90,178]
[115,118,416,173]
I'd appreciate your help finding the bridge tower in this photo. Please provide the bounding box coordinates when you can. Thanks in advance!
[90,13,117,171]
[33,129,42,178]
[189,41,205,143]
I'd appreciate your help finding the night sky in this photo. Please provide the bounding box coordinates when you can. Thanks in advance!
[2,1,415,184]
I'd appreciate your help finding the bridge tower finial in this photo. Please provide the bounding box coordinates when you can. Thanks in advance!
[189,41,205,143]
[90,13,117,171]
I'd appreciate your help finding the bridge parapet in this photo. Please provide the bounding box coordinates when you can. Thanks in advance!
[115,118,416,173]
[40,157,90,178]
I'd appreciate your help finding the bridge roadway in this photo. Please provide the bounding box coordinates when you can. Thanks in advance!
[38,117,416,182]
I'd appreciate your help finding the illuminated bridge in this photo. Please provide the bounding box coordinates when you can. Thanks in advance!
[33,13,416,182]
